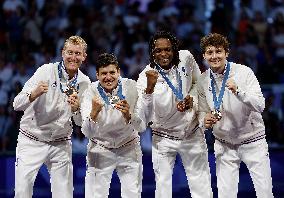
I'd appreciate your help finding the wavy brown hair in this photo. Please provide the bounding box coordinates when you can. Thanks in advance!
[200,33,230,54]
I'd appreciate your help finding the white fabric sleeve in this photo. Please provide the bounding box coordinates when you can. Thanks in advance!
[196,77,211,131]
[136,70,154,125]
[80,85,100,139]
[235,68,265,113]
[13,65,49,111]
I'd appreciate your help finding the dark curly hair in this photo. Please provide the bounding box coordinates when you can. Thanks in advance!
[149,31,180,67]
[200,33,230,54]
[96,53,119,72]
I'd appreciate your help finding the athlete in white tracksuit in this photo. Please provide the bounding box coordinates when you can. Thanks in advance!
[13,36,91,198]
[197,33,273,198]
[81,53,147,198]
[137,31,213,198]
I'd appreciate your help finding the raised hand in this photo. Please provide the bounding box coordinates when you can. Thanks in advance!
[204,112,218,129]
[68,92,80,112]
[145,70,158,94]
[29,81,49,102]
[115,100,131,123]
[226,78,237,94]
[90,95,103,121]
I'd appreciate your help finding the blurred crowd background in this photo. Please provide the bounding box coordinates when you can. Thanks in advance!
[0,0,284,155]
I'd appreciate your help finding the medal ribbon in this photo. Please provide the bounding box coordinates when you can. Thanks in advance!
[153,62,183,101]
[97,79,125,105]
[58,61,79,93]
[210,62,231,111]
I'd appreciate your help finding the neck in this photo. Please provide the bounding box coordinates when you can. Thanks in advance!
[160,64,172,71]
[67,69,77,80]
[211,63,226,74]
[102,84,118,94]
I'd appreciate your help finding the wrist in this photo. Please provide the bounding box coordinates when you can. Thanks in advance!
[29,92,36,102]
[125,113,132,124]
[90,110,99,121]
[145,87,154,94]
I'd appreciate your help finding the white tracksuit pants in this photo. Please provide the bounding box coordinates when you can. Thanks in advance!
[214,138,274,198]
[85,140,143,198]
[15,133,73,198]
[152,129,213,198]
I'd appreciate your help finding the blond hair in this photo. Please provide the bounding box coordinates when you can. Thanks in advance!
[63,35,87,52]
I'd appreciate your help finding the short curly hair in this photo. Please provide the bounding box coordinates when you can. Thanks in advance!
[96,53,119,72]
[200,33,230,54]
[63,35,87,53]
[149,31,180,67]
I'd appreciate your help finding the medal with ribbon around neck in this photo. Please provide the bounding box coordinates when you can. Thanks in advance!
[58,62,79,96]
[97,79,125,107]
[210,62,231,121]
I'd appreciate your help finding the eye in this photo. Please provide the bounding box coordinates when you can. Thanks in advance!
[154,48,161,53]
[66,50,73,55]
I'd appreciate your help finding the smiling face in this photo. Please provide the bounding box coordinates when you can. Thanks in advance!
[96,64,120,93]
[62,43,87,78]
[152,38,174,70]
[203,45,228,73]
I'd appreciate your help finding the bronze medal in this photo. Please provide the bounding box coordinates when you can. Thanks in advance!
[212,109,222,121]
[65,86,77,96]
[109,95,120,107]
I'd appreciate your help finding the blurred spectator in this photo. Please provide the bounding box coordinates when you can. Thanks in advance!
[263,94,283,145]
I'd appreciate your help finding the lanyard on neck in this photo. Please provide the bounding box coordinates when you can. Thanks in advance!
[210,62,231,111]
[97,79,125,105]
[57,61,79,93]
[153,61,183,101]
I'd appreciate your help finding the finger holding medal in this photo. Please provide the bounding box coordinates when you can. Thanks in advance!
[68,92,80,112]
[29,81,49,102]
[177,95,193,112]
[115,99,131,123]
[145,70,158,94]
[90,95,103,122]
[204,112,218,128]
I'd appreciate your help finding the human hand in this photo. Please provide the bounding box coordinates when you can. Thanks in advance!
[177,95,194,112]
[29,81,49,102]
[68,92,80,112]
[90,95,103,121]
[115,100,131,123]
[145,70,158,94]
[226,78,237,94]
[204,112,218,129]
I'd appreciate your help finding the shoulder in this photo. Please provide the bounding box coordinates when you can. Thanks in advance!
[197,70,209,85]
[78,69,91,84]
[230,62,254,74]
[179,50,194,60]
[122,78,137,89]
[38,62,58,71]
[137,64,151,80]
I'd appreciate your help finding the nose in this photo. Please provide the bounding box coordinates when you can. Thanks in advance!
[105,73,112,80]
[212,52,218,58]
[70,53,77,60]
[160,50,167,56]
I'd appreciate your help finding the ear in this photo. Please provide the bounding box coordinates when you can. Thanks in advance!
[117,68,121,76]
[96,70,99,79]
[82,52,87,62]
[225,52,229,58]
